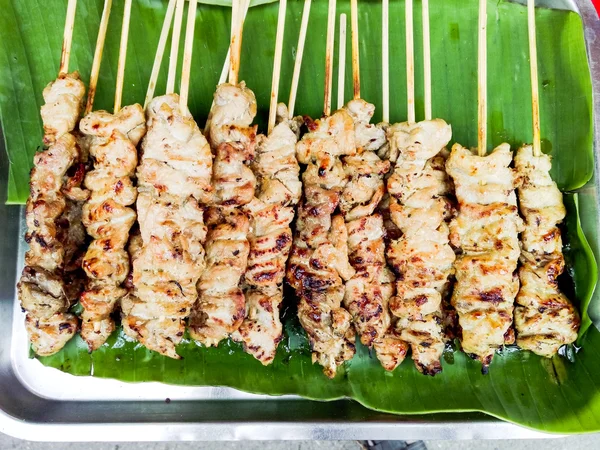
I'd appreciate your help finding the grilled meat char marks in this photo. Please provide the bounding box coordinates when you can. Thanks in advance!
[122,94,211,359]
[17,72,86,356]
[189,82,257,347]
[79,104,146,351]
[385,118,454,375]
[514,145,579,357]
[287,108,357,378]
[232,104,302,365]
[446,143,523,369]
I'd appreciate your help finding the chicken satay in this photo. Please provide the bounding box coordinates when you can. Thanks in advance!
[287,108,357,378]
[513,145,579,357]
[189,82,257,347]
[446,143,523,370]
[78,104,146,351]
[122,94,211,358]
[17,71,87,356]
[232,104,302,364]
[384,118,454,375]
[337,99,408,370]
[41,72,86,146]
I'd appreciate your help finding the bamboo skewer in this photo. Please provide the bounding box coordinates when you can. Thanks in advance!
[166,0,185,94]
[422,0,432,121]
[337,14,347,110]
[59,0,78,75]
[405,0,415,124]
[180,0,198,112]
[477,0,487,156]
[114,0,133,113]
[382,0,389,123]
[288,0,312,117]
[85,0,112,115]
[528,0,542,157]
[350,0,360,100]
[145,0,177,108]
[323,0,336,116]
[268,0,288,134]
[218,0,251,86]
[229,0,247,86]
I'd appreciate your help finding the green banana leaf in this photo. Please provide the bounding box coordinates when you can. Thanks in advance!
[2,0,599,434]
[0,0,594,203]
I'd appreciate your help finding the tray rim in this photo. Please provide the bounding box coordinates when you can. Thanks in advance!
[0,0,599,442]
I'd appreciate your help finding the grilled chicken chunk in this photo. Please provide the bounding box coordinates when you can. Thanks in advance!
[514,145,579,357]
[123,94,210,358]
[40,72,86,146]
[232,104,302,365]
[446,143,523,370]
[287,108,357,378]
[190,83,257,348]
[385,119,454,375]
[17,72,86,356]
[79,104,146,351]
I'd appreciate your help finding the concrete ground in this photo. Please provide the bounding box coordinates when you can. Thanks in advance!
[1,435,600,449]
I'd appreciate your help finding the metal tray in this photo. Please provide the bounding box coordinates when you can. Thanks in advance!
[1,0,599,441]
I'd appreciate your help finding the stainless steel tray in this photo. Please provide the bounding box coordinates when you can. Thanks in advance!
[1,0,599,441]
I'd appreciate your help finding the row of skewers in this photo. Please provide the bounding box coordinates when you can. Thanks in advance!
[17,0,581,379]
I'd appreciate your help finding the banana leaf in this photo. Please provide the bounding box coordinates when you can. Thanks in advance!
[2,0,600,434]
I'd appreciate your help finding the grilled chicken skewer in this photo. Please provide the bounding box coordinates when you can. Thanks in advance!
[445,0,522,371]
[339,0,405,372]
[383,0,455,375]
[231,0,309,364]
[189,0,258,347]
[79,0,147,351]
[287,0,359,378]
[122,0,212,358]
[513,0,579,356]
[17,0,87,356]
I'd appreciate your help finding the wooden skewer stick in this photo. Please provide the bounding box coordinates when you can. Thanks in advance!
[268,0,288,134]
[288,0,312,117]
[180,0,198,112]
[477,0,487,156]
[114,0,133,113]
[528,0,541,157]
[405,0,415,124]
[59,0,78,75]
[323,0,336,117]
[350,0,360,100]
[85,0,112,115]
[166,0,185,95]
[229,0,247,86]
[422,0,432,121]
[145,0,177,108]
[337,14,347,110]
[382,0,389,123]
[218,0,251,86]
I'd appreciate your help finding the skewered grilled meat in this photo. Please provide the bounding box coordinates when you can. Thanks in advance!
[338,99,407,370]
[189,82,257,347]
[41,72,86,146]
[17,72,86,356]
[79,104,146,351]
[190,209,250,346]
[385,119,454,375]
[514,145,579,357]
[232,104,302,364]
[287,108,357,378]
[122,94,211,359]
[446,143,523,370]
